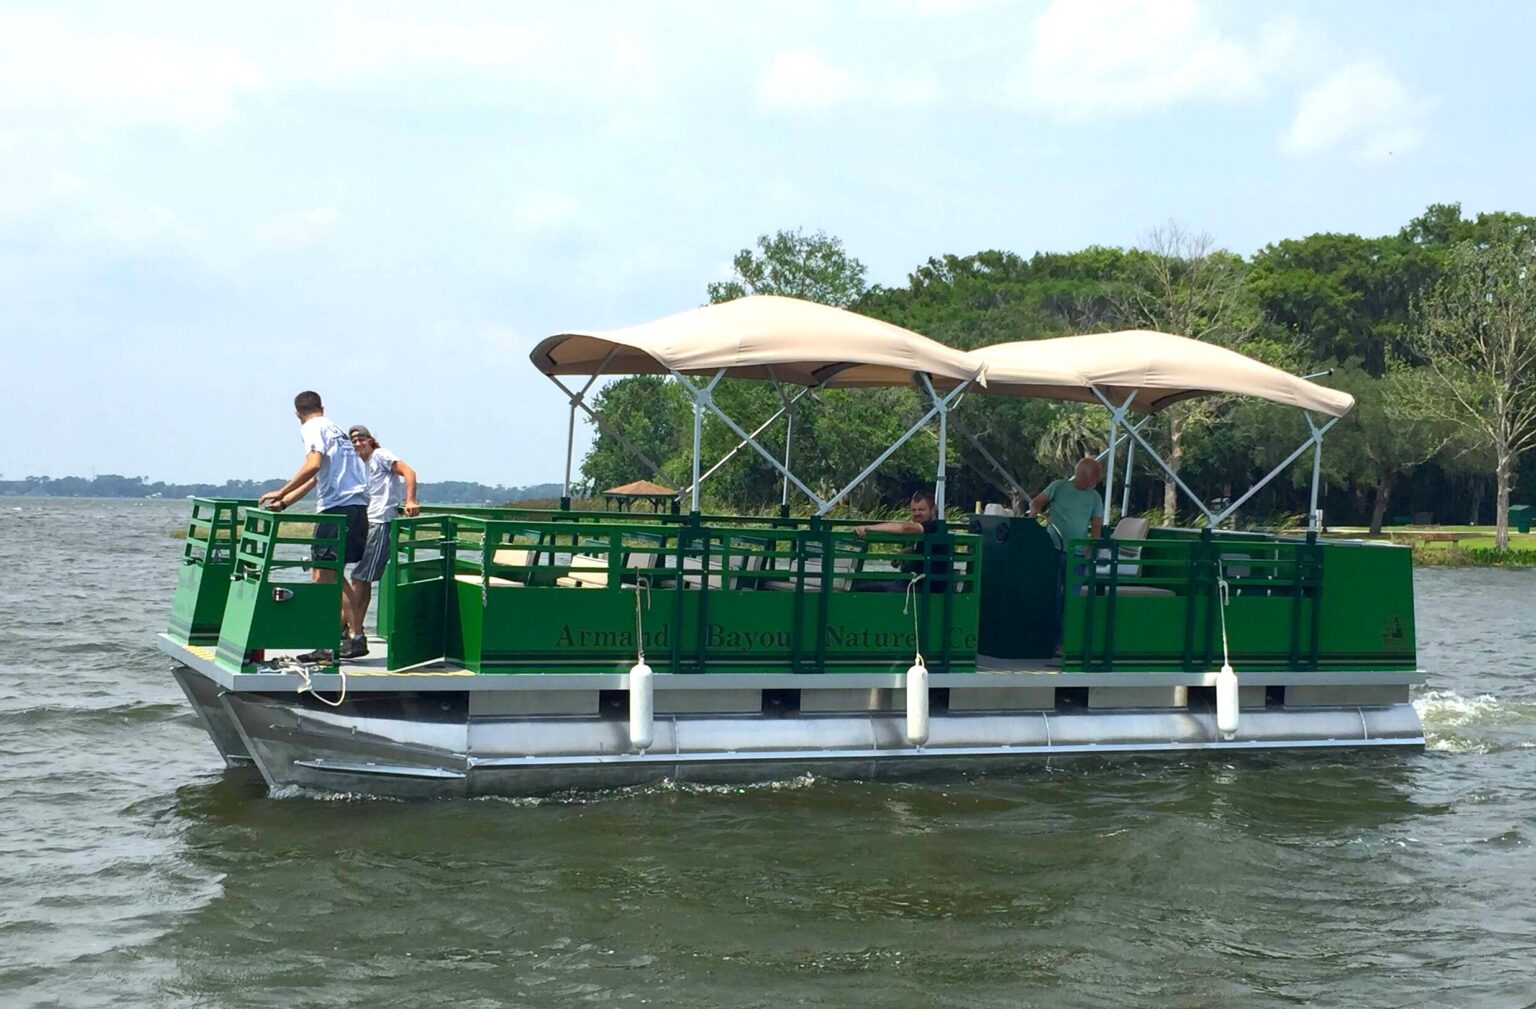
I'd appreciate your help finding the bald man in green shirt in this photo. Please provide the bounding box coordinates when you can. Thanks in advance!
[1029,457,1105,651]
[1029,457,1105,552]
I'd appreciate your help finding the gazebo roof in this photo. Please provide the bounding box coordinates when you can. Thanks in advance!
[602,479,676,497]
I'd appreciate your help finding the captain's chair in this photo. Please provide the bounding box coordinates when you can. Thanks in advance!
[1096,515,1150,577]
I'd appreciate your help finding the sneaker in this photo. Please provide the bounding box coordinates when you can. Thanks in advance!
[295,648,335,664]
[339,635,369,660]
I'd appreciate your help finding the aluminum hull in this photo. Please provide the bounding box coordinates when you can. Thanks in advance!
[162,641,1425,800]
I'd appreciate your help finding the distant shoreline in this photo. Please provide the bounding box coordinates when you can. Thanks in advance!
[0,476,561,503]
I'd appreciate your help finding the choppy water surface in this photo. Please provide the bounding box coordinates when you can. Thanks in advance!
[2,499,1534,1008]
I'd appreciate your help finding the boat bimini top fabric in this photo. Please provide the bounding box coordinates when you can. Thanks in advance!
[969,330,1355,417]
[528,295,991,388]
[530,297,1353,416]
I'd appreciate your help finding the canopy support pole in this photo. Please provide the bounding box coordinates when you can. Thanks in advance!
[557,348,618,505]
[818,379,972,516]
[1091,387,1217,526]
[918,375,951,513]
[1307,413,1325,532]
[682,369,726,514]
[1100,391,1139,526]
[1210,413,1339,528]
[1094,413,1153,468]
[782,412,795,508]
[676,385,813,503]
[670,368,828,512]
[772,378,799,509]
[545,367,670,498]
[1121,438,1135,517]
[950,418,1031,506]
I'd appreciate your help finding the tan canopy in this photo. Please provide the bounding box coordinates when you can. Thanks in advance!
[529,294,984,387]
[971,330,1355,417]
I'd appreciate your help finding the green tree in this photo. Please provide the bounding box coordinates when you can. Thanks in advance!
[1248,232,1439,374]
[696,228,881,508]
[1113,223,1261,523]
[1409,236,1536,549]
[1328,365,1453,534]
[857,246,1137,507]
[585,229,877,510]
[706,228,867,307]
[579,376,691,496]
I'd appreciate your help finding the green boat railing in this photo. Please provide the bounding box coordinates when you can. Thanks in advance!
[167,497,253,645]
[1063,529,1415,672]
[212,507,349,672]
[387,514,979,675]
[167,499,1414,678]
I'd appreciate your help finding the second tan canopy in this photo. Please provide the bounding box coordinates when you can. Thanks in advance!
[970,330,1355,417]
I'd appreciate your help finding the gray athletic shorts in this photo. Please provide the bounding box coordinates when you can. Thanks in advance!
[350,521,391,583]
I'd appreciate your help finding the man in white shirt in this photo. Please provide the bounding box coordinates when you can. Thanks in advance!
[258,391,371,660]
[344,424,420,656]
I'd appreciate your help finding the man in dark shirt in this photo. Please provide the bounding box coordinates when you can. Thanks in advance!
[852,488,949,591]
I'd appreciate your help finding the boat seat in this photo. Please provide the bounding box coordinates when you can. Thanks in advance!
[1077,583,1175,597]
[481,547,533,585]
[762,554,858,593]
[492,547,533,567]
[623,550,658,584]
[1220,552,1253,578]
[1096,516,1150,578]
[454,574,525,587]
[678,551,762,590]
[557,553,611,589]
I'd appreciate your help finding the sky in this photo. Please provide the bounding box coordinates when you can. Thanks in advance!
[3,0,1533,486]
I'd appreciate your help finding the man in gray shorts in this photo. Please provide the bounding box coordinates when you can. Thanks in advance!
[344,425,421,658]
[258,391,370,661]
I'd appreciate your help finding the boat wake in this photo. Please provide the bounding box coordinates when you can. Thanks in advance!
[1413,687,1536,754]
[472,773,827,806]
[265,773,828,804]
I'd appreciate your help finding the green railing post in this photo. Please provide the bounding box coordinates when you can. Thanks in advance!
[167,497,250,645]
[214,507,347,672]
[1181,536,1201,672]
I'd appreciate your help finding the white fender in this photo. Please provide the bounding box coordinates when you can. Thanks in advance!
[1215,662,1239,740]
[905,663,929,746]
[628,661,654,751]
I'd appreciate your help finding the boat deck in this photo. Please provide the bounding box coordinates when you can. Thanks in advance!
[158,634,1423,693]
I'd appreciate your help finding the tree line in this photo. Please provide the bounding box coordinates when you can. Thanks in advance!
[580,204,1536,549]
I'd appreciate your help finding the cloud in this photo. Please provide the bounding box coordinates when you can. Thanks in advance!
[250,208,339,251]
[0,12,264,130]
[290,13,663,109]
[422,319,531,356]
[757,48,939,112]
[758,49,856,111]
[1006,0,1293,118]
[1282,60,1428,161]
[512,191,581,231]
[293,11,552,84]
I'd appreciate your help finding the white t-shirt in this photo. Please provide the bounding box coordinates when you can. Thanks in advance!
[365,447,406,524]
[300,416,368,511]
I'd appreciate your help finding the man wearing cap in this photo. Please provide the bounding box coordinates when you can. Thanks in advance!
[344,425,421,658]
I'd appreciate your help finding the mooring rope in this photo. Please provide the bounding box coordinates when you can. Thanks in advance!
[293,659,348,708]
[1216,572,1232,669]
[902,572,928,671]
[630,575,652,665]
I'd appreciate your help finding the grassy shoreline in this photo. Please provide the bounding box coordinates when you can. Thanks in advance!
[1326,525,1536,567]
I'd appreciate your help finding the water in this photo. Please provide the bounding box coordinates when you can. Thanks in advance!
[2,499,1534,1008]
